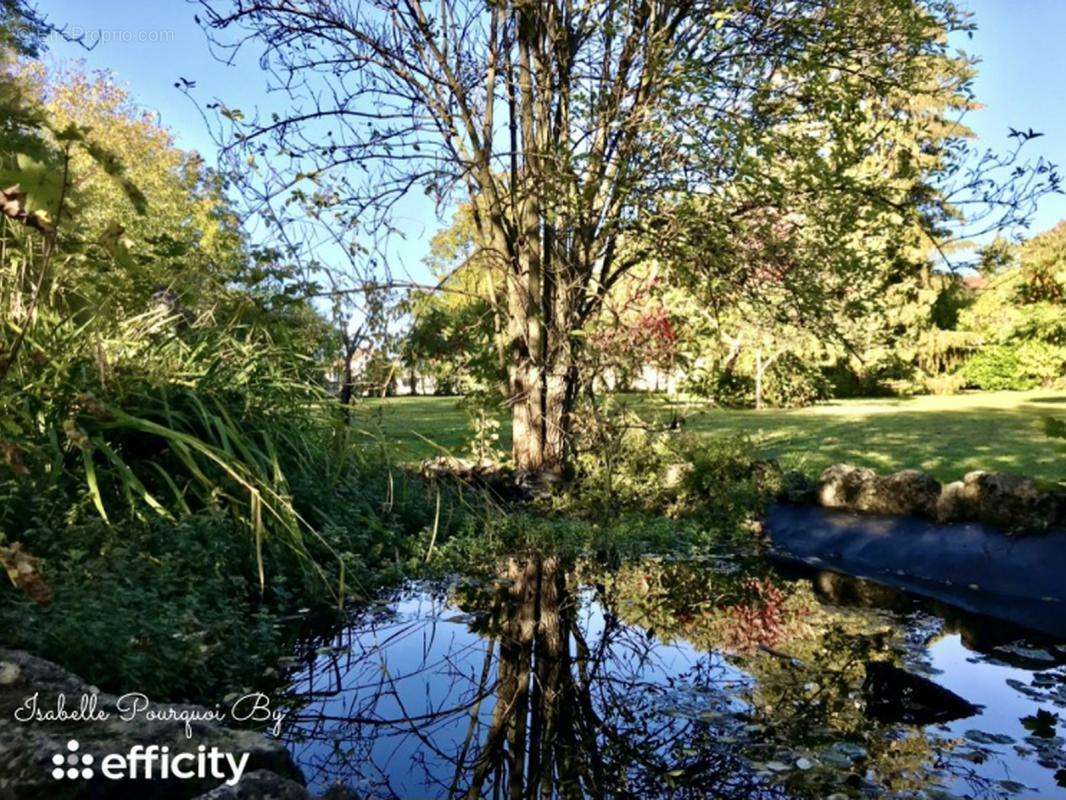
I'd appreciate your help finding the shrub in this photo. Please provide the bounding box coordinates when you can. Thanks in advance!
[0,444,454,702]
[679,435,782,522]
[922,372,966,395]
[694,354,830,409]
[563,400,777,525]
[823,354,913,399]
[0,307,351,590]
[0,53,463,705]
[761,353,832,408]
[710,370,756,408]
[568,404,682,512]
[959,341,1066,391]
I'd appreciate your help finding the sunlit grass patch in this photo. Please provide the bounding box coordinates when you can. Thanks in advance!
[353,390,1066,483]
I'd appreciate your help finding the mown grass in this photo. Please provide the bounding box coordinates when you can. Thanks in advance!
[349,389,1066,484]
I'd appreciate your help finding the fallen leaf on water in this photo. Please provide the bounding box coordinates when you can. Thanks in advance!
[1021,709,1059,739]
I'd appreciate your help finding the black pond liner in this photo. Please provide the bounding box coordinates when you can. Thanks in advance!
[765,503,1066,639]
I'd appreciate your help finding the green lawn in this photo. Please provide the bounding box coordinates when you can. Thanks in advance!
[348,390,1066,484]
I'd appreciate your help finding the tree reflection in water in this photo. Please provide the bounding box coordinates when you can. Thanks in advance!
[281,556,1062,799]
[283,554,785,799]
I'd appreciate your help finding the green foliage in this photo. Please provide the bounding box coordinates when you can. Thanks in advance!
[960,274,1065,350]
[456,392,505,463]
[1,294,352,579]
[698,355,831,409]
[431,510,742,578]
[0,52,459,702]
[562,400,777,525]
[0,512,302,699]
[921,371,967,395]
[705,370,756,409]
[680,436,783,521]
[0,453,452,701]
[397,205,506,397]
[949,223,1066,391]
[822,354,909,399]
[9,64,246,313]
[762,355,832,408]
[1016,220,1066,304]
[567,403,686,513]
[0,65,352,583]
[960,341,1066,391]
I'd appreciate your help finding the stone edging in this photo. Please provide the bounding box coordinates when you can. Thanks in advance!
[784,464,1065,534]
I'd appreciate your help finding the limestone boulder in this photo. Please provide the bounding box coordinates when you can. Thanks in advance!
[935,480,969,523]
[419,456,546,502]
[936,471,1058,533]
[815,463,1061,532]
[853,469,941,518]
[818,464,877,509]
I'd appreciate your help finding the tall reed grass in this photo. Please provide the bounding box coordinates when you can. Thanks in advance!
[1,300,366,597]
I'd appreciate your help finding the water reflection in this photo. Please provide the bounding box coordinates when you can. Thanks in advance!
[281,556,1066,799]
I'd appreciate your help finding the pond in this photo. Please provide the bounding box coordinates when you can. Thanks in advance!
[278,551,1066,799]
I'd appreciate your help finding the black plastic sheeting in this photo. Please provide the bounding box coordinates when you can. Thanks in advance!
[765,503,1066,639]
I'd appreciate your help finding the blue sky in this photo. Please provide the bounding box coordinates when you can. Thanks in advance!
[37,0,1066,274]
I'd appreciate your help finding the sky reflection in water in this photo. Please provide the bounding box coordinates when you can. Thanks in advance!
[280,556,1066,799]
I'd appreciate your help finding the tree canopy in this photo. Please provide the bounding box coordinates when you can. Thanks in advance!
[195,0,1058,473]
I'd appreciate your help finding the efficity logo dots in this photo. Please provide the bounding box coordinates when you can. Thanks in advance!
[51,739,94,780]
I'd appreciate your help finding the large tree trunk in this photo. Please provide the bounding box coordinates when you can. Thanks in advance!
[505,288,579,475]
[543,255,577,473]
[507,259,545,473]
[506,248,579,476]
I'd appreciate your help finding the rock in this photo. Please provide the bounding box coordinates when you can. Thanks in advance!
[818,464,876,509]
[0,649,302,799]
[814,463,1060,533]
[818,465,940,518]
[419,455,481,481]
[0,663,21,686]
[420,456,540,502]
[853,469,941,518]
[515,468,566,501]
[193,770,311,799]
[935,479,968,523]
[936,471,1057,533]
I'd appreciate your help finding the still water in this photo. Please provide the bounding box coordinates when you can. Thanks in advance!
[280,553,1066,799]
